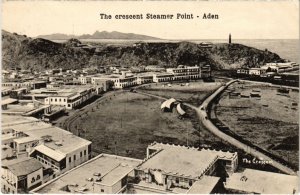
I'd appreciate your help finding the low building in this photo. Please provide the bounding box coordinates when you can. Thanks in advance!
[43,85,98,109]
[166,65,201,81]
[1,157,43,193]
[249,68,266,76]
[224,168,298,194]
[108,75,137,89]
[2,81,47,90]
[236,68,250,75]
[263,62,299,73]
[199,42,213,48]
[133,142,238,193]
[31,154,142,194]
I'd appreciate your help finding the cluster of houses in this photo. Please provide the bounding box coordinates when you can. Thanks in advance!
[78,65,211,89]
[2,64,211,122]
[1,114,92,193]
[236,61,299,76]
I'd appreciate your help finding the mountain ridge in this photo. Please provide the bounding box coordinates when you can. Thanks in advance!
[36,30,161,40]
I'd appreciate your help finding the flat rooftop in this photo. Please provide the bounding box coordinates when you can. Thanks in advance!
[29,85,95,97]
[187,176,220,194]
[138,144,221,179]
[2,104,36,113]
[2,157,43,177]
[2,115,91,155]
[224,168,299,194]
[1,98,18,105]
[32,154,142,194]
[2,115,39,127]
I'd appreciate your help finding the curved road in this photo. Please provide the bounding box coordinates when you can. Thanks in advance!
[137,80,297,175]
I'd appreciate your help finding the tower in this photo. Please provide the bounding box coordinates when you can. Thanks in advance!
[229,33,232,44]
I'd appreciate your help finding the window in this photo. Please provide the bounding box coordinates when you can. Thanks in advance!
[64,99,66,102]
[80,152,82,157]
[74,155,76,160]
[69,157,71,163]
[55,98,57,102]
[84,150,86,155]
[59,99,61,102]
[51,98,53,102]
[175,178,179,184]
[36,175,41,180]
[101,189,104,192]
[31,177,36,183]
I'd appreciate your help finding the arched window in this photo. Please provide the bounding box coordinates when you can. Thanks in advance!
[31,177,36,183]
[36,175,41,180]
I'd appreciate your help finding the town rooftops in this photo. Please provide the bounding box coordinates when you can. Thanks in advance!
[31,154,142,194]
[2,157,43,177]
[224,168,299,194]
[2,115,91,155]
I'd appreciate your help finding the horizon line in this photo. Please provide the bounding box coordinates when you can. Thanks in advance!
[2,29,299,40]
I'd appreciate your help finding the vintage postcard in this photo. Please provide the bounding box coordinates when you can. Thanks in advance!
[1,0,299,194]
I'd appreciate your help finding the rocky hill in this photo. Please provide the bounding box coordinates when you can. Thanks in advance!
[2,30,283,71]
[36,31,160,40]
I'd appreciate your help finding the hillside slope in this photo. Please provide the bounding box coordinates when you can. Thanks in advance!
[2,30,283,71]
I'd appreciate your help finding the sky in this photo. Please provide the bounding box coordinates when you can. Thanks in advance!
[1,0,299,40]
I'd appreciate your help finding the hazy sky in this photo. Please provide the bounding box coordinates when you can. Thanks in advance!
[2,0,299,39]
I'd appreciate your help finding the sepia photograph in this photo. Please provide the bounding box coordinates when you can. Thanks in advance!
[1,0,299,194]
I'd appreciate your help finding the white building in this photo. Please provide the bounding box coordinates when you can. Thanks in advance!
[262,62,299,73]
[43,86,98,109]
[166,65,202,80]
[248,68,266,76]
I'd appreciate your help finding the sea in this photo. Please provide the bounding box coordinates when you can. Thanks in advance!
[52,39,300,64]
